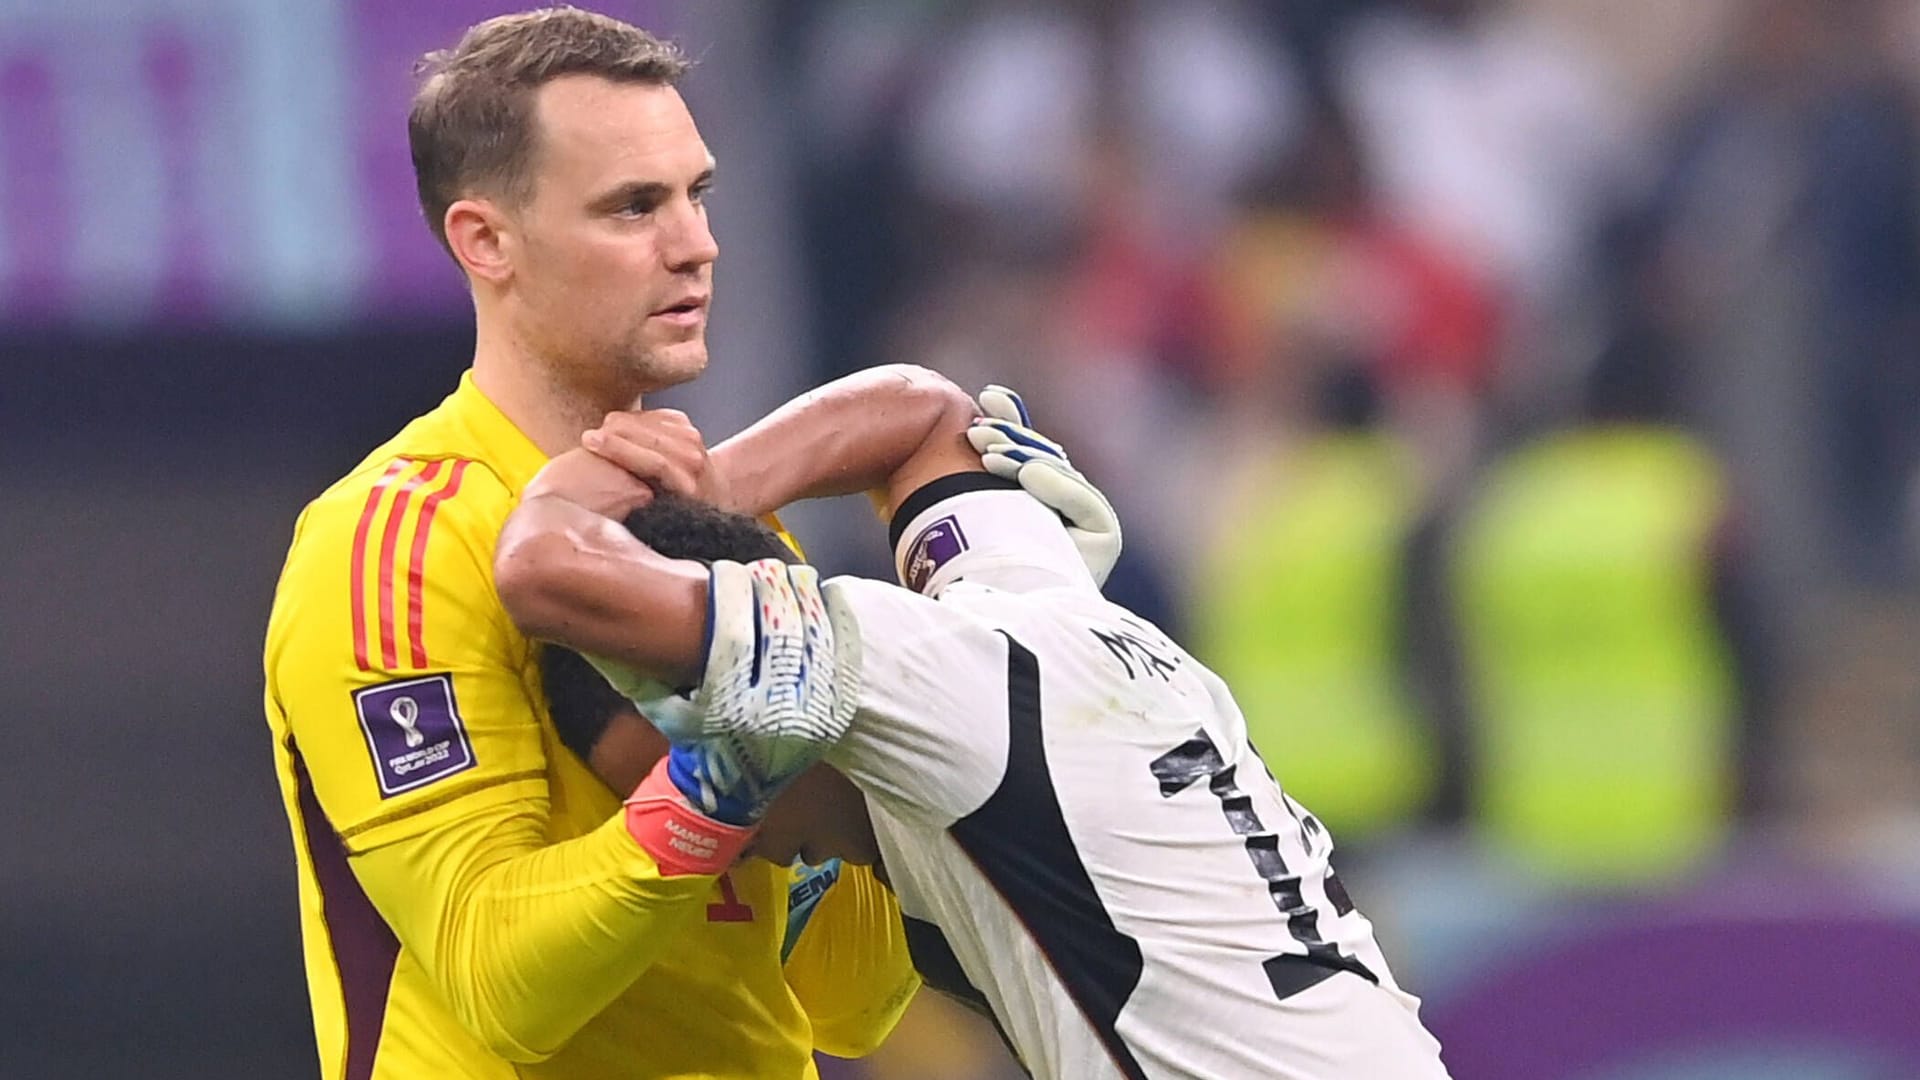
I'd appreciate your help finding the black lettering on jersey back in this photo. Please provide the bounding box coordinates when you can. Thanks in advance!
[949,635,1151,1080]
[1089,624,1180,682]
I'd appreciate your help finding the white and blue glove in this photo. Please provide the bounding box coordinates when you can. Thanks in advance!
[619,557,862,875]
[966,385,1123,587]
[664,558,861,826]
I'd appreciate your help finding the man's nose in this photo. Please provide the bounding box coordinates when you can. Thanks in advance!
[663,201,719,272]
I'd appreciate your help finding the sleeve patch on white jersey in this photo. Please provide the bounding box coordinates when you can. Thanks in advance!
[904,515,970,592]
[889,472,1094,597]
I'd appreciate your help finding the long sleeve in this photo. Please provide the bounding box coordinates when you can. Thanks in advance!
[349,805,713,1061]
[783,862,921,1058]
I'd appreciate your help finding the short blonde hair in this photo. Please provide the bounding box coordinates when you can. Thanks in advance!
[408,6,690,255]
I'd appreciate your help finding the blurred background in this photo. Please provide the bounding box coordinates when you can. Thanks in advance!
[2,0,1918,1076]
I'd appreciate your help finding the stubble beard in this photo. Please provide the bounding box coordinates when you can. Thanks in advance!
[614,329,708,403]
[547,322,708,418]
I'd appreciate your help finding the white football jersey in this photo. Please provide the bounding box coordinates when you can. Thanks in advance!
[822,474,1449,1080]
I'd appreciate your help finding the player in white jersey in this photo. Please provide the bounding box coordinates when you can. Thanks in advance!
[494,366,1451,1079]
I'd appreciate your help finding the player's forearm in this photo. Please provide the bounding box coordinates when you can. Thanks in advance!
[355,809,713,1062]
[713,364,977,515]
[495,494,708,684]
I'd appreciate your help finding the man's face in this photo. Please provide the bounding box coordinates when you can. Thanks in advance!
[509,76,719,403]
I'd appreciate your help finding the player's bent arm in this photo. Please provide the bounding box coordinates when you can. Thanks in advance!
[349,804,713,1062]
[707,363,984,518]
[494,492,709,683]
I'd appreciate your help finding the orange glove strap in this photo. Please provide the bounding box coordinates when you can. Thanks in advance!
[623,758,757,876]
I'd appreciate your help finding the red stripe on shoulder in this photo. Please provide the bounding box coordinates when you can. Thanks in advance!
[377,461,441,669]
[405,459,473,668]
[350,462,408,672]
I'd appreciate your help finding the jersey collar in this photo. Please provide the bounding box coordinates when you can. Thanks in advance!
[450,369,808,555]
[450,370,549,494]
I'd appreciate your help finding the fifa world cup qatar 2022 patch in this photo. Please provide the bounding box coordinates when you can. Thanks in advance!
[354,673,476,797]
[905,514,969,592]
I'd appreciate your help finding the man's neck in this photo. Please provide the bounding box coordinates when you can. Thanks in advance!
[472,334,640,459]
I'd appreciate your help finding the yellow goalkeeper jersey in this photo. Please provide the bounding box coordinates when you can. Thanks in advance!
[263,371,917,1079]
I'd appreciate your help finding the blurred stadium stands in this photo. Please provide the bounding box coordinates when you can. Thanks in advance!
[2,1,1917,1077]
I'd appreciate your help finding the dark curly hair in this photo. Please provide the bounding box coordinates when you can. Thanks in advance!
[539,493,796,763]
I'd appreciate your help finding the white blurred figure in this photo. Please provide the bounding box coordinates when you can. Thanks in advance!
[904,0,1301,253]
[1333,0,1639,308]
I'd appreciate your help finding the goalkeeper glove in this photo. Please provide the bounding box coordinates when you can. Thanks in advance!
[966,384,1123,586]
[623,558,861,875]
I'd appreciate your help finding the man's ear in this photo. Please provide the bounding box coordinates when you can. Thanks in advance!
[444,197,515,286]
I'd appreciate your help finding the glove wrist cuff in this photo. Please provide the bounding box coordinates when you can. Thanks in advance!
[623,760,757,876]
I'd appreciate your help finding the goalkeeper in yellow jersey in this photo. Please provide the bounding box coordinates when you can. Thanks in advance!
[263,9,920,1078]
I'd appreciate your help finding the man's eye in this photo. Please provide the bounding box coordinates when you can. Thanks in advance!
[690,185,714,206]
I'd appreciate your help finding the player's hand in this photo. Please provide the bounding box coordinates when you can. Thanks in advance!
[522,447,657,517]
[661,558,861,825]
[582,408,734,509]
[966,385,1123,586]
[620,558,858,872]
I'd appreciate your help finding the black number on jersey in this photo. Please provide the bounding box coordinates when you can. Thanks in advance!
[1149,729,1375,997]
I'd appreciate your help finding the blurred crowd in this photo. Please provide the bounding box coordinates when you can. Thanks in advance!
[771,10,1920,1069]
[4,2,1916,1076]
[774,0,1920,877]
